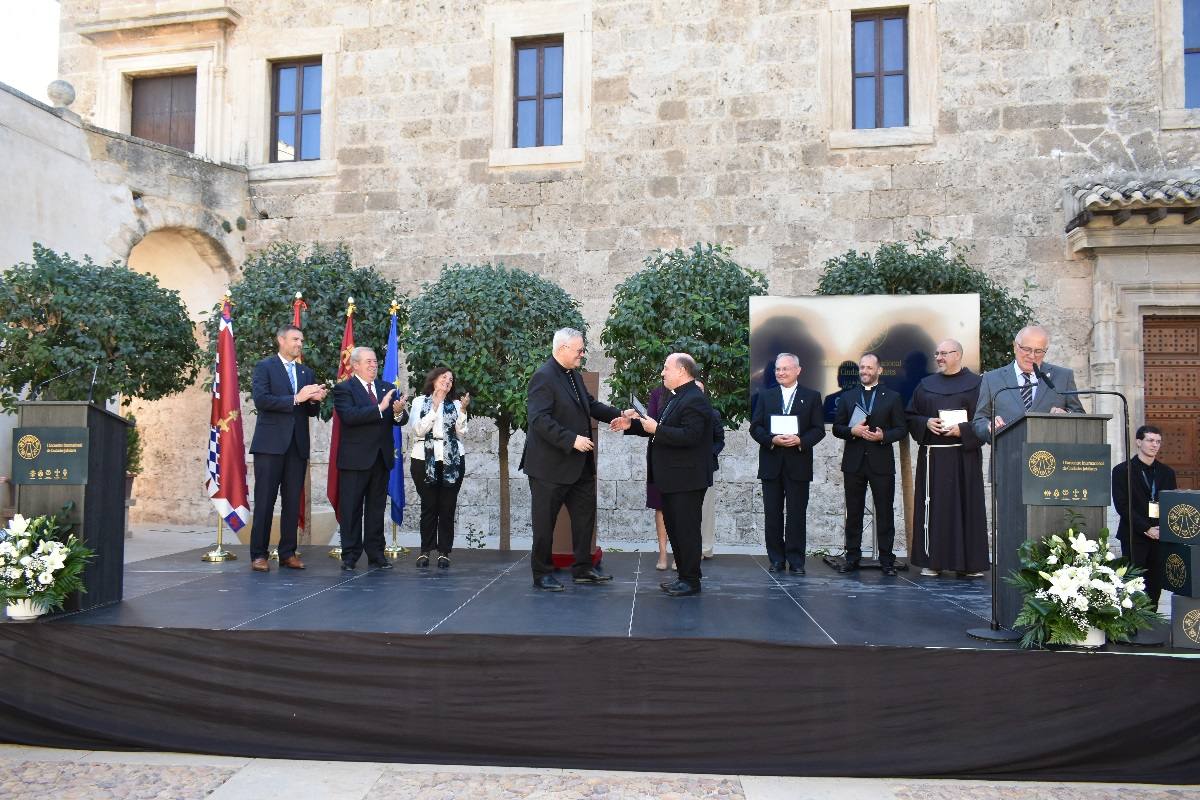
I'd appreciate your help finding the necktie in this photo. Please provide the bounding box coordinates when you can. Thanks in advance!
[366,381,377,402]
[286,361,297,393]
[1021,372,1034,410]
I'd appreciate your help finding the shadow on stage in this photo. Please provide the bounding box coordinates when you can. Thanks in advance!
[0,548,1196,783]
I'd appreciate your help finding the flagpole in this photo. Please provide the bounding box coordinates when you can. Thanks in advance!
[328,295,355,561]
[203,515,236,562]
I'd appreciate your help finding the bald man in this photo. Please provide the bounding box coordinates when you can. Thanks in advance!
[972,325,1084,442]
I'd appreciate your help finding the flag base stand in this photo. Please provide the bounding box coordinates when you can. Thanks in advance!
[268,547,302,561]
[385,522,408,560]
[328,547,343,560]
[202,518,238,563]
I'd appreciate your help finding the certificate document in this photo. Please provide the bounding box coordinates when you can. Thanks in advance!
[770,415,799,435]
[631,395,648,418]
[848,407,868,429]
[939,409,969,426]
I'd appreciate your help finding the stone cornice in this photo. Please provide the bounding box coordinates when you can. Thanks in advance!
[76,7,241,44]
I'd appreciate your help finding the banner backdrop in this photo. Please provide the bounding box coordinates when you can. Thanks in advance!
[749,294,981,421]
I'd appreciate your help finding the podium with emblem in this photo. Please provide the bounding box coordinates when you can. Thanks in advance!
[11,401,131,611]
[1160,490,1200,648]
[989,412,1113,630]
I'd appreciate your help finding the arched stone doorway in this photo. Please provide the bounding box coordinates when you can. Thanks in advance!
[125,226,232,524]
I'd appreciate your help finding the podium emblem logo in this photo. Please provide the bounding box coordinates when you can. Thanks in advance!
[1027,450,1056,478]
[1165,553,1188,589]
[1183,609,1200,646]
[16,434,41,460]
[1167,503,1200,541]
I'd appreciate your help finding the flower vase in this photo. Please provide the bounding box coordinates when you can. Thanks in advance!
[5,597,47,622]
[1070,626,1105,648]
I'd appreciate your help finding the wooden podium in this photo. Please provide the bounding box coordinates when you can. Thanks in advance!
[991,412,1111,629]
[13,401,130,611]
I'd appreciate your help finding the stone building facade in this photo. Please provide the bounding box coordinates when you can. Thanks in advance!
[29,0,1200,548]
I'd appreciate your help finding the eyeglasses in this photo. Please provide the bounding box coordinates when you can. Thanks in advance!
[933,350,960,357]
[1016,344,1048,356]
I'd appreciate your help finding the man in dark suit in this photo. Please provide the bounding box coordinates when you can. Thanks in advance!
[249,324,327,572]
[624,353,716,597]
[1112,425,1177,604]
[332,346,408,571]
[971,325,1085,441]
[749,353,825,575]
[520,327,625,591]
[832,352,908,576]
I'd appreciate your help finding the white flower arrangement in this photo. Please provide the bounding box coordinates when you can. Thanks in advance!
[0,512,93,612]
[1007,513,1162,648]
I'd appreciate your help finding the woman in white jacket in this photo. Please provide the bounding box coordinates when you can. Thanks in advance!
[409,367,469,567]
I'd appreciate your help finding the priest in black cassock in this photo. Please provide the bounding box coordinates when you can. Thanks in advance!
[905,339,989,577]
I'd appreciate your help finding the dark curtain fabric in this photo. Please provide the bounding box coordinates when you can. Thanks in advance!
[0,625,1196,783]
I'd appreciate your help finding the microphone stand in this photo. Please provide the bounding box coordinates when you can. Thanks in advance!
[1050,386,1161,647]
[31,363,90,400]
[967,382,1027,643]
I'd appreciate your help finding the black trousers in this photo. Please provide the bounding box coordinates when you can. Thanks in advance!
[529,470,596,577]
[338,453,389,567]
[762,476,810,568]
[662,488,706,587]
[1120,532,1163,603]
[843,468,896,566]
[411,457,464,555]
[250,438,305,561]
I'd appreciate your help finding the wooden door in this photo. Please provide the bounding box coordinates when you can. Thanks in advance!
[1143,316,1200,489]
[131,72,197,152]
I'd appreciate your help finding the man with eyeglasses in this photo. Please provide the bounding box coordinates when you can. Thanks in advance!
[906,340,989,578]
[971,325,1084,443]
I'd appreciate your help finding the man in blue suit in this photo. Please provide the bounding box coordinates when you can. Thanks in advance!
[249,324,327,572]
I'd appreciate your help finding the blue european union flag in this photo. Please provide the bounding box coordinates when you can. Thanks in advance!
[382,311,405,525]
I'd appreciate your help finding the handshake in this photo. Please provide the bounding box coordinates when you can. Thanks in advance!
[608,408,655,434]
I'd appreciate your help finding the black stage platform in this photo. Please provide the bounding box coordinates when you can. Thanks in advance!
[1,549,1197,783]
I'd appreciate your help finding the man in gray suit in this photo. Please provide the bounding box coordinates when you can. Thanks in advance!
[972,325,1085,441]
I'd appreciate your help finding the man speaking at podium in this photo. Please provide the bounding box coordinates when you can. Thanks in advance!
[972,325,1084,441]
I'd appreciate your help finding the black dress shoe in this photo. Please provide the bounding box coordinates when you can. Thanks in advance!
[437,554,451,569]
[767,561,786,573]
[415,553,430,568]
[660,580,677,590]
[789,564,806,575]
[663,579,701,597]
[573,567,613,583]
[371,560,393,570]
[881,565,898,576]
[533,575,564,592]
[837,560,860,574]
[340,563,356,571]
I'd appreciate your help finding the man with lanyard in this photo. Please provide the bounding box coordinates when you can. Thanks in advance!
[832,352,907,575]
[1112,425,1177,606]
[748,353,825,574]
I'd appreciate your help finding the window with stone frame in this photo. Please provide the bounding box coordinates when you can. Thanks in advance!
[851,10,908,130]
[271,59,322,162]
[1187,0,1200,107]
[513,37,564,148]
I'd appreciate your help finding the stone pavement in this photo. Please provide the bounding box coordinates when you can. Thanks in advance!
[0,746,1196,800]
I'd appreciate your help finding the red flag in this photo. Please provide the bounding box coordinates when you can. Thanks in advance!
[327,299,355,520]
[205,298,250,530]
[291,293,309,533]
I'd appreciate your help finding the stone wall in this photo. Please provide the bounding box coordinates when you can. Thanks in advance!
[53,0,1200,548]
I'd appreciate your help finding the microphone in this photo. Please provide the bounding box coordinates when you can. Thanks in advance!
[31,363,90,399]
[1033,363,1056,391]
[87,363,101,404]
